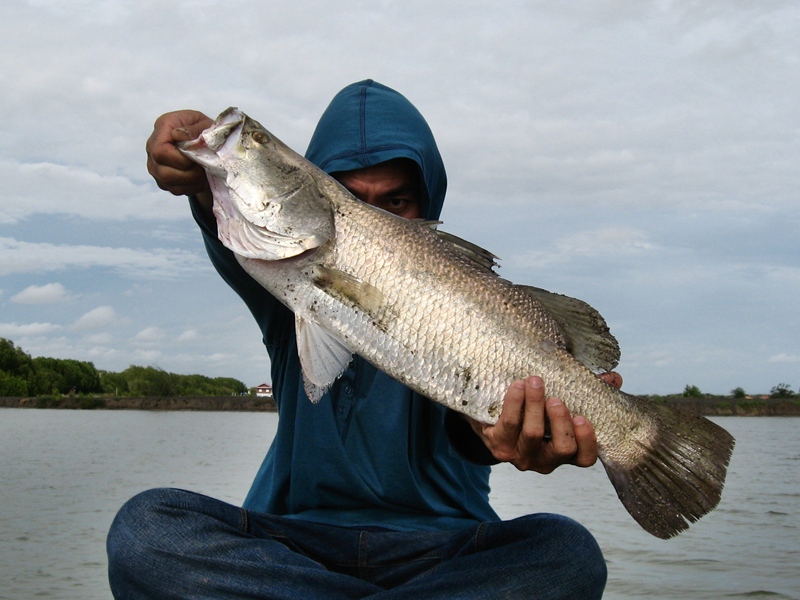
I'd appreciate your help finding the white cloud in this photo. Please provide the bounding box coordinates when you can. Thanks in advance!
[0,160,191,225]
[769,353,800,364]
[177,329,199,341]
[510,227,656,269]
[134,349,163,363]
[207,352,237,364]
[0,237,206,278]
[556,228,655,258]
[0,322,63,337]
[10,283,73,304]
[82,332,114,345]
[132,326,166,343]
[85,345,120,361]
[71,306,120,331]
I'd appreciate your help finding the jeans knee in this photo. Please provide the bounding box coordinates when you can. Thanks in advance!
[548,514,607,594]
[107,488,188,585]
[508,513,607,597]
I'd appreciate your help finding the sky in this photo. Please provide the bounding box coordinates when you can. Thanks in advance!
[1,0,798,395]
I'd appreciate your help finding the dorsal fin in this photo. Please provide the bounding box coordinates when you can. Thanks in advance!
[414,221,500,274]
[521,285,620,373]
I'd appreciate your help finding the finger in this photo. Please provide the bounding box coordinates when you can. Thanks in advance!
[146,116,211,197]
[147,111,212,171]
[571,416,598,467]
[146,154,207,196]
[518,376,547,446]
[542,397,578,461]
[599,371,623,389]
[171,127,195,143]
[171,119,212,143]
[506,376,551,471]
[146,147,196,194]
[484,380,526,461]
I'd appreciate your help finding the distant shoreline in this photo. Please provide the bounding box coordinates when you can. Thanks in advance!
[1,395,799,415]
[0,395,277,412]
[655,396,800,416]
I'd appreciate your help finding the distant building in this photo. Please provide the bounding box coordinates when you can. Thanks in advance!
[255,383,273,398]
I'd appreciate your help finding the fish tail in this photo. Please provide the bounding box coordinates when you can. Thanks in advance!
[600,398,735,539]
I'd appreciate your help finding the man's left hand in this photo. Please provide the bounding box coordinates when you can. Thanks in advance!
[468,374,621,473]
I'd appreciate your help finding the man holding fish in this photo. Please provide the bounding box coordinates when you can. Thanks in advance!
[108,80,620,598]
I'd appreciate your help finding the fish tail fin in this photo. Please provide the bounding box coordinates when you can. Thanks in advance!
[600,398,735,539]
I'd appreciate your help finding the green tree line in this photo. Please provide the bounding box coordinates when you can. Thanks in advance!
[0,338,247,397]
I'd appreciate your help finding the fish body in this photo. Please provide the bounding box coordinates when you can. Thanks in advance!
[179,108,735,539]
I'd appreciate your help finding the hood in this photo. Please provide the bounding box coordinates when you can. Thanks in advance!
[305,80,447,221]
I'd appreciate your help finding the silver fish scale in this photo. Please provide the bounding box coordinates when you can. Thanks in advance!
[318,192,632,433]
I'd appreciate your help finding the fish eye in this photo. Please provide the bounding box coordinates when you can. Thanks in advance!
[252,131,270,144]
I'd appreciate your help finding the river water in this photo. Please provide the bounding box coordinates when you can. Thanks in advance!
[0,410,797,599]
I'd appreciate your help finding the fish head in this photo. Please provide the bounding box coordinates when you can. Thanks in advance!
[179,107,334,261]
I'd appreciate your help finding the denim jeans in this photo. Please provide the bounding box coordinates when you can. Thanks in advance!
[107,488,606,599]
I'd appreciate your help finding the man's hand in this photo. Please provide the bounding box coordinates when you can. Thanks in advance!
[146,110,213,198]
[469,373,622,473]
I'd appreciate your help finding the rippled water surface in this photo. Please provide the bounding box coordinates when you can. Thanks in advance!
[0,411,797,599]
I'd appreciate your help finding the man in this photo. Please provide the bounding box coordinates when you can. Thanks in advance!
[108,80,616,598]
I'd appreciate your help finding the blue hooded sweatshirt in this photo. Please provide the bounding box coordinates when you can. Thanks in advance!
[191,80,498,531]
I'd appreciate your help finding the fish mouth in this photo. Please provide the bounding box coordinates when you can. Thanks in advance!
[203,117,245,152]
[177,136,206,153]
[177,108,245,164]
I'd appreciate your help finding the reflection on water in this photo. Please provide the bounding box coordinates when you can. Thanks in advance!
[0,412,797,600]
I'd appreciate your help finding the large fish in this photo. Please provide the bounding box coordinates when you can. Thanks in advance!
[179,107,735,539]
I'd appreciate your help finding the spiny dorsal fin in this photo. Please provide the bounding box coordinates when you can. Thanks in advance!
[415,221,500,274]
[520,285,620,373]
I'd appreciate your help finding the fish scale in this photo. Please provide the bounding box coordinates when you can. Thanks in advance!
[326,199,541,419]
[179,107,735,540]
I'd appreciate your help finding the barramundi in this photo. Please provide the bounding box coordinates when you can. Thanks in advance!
[179,107,735,539]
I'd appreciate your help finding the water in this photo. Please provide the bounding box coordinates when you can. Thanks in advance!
[0,411,797,599]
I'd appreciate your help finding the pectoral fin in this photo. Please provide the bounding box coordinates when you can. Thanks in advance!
[310,265,385,314]
[295,313,353,402]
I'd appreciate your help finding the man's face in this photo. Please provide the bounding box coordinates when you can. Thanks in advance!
[333,158,422,220]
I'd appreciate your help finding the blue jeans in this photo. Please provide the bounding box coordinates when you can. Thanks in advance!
[107,488,606,599]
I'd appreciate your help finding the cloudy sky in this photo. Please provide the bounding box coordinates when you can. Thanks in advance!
[1,0,797,395]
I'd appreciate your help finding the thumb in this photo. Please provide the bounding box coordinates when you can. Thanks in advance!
[171,117,212,142]
[171,127,196,143]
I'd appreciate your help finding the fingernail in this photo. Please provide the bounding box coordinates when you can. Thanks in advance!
[526,376,543,388]
[511,380,525,390]
[573,416,587,425]
[546,397,562,407]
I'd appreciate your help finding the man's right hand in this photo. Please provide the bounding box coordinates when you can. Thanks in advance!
[146,110,213,198]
